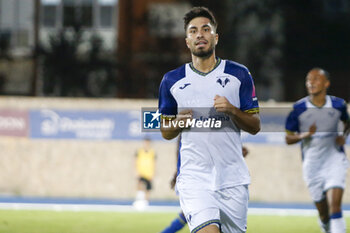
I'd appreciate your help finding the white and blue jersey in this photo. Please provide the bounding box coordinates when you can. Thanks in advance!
[285,95,349,161]
[158,58,259,192]
[285,95,349,201]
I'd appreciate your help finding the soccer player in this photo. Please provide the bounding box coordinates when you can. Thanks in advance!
[158,7,260,233]
[285,68,350,233]
[133,137,156,209]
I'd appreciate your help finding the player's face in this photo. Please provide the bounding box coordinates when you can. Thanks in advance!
[185,17,218,58]
[305,70,330,95]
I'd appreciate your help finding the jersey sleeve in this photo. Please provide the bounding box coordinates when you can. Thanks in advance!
[340,101,350,122]
[158,74,178,118]
[285,108,299,133]
[331,97,350,122]
[239,69,259,113]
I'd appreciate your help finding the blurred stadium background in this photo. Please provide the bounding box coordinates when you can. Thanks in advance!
[0,0,349,232]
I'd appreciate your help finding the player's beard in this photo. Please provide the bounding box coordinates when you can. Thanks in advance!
[191,40,215,58]
[192,46,214,58]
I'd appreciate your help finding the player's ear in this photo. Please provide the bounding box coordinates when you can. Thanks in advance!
[215,33,219,45]
[325,79,330,89]
[185,37,190,48]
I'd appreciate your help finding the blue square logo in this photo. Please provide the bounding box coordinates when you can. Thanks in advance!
[143,110,161,129]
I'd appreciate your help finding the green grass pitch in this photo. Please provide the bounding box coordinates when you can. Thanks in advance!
[0,210,349,233]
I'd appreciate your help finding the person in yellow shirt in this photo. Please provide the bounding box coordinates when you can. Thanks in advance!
[133,137,156,209]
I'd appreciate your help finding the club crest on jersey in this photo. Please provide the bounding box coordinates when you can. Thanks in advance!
[216,76,230,88]
[328,111,335,117]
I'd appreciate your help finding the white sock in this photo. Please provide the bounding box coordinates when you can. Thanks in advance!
[136,190,145,200]
[330,217,346,233]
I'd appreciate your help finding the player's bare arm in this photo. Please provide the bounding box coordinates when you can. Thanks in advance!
[335,120,350,146]
[285,123,316,145]
[213,95,260,135]
[344,120,350,138]
[160,109,193,140]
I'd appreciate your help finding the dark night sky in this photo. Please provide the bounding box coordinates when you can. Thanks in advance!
[283,0,350,101]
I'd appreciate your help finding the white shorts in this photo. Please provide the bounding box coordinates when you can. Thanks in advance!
[178,185,249,233]
[303,153,349,202]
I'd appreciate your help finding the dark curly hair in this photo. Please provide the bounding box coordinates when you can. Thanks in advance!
[183,7,217,31]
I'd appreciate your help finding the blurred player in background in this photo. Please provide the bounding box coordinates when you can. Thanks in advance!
[133,136,156,209]
[159,140,249,233]
[285,68,350,233]
[159,6,260,233]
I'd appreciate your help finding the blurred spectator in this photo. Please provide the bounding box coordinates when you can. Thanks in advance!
[133,136,156,210]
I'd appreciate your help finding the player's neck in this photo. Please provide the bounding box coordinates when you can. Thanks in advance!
[191,53,217,73]
[309,92,327,107]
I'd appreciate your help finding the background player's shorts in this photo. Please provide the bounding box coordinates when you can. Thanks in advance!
[139,177,152,190]
[179,185,249,233]
[303,152,349,202]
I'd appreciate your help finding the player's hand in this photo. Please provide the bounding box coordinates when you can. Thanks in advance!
[309,123,316,135]
[242,146,249,158]
[302,123,316,138]
[335,135,346,146]
[174,109,193,129]
[213,95,237,115]
[299,123,316,139]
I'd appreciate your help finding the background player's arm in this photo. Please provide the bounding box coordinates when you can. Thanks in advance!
[160,109,192,140]
[285,123,316,145]
[335,120,350,146]
[344,120,350,138]
[213,95,260,135]
[242,146,249,157]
